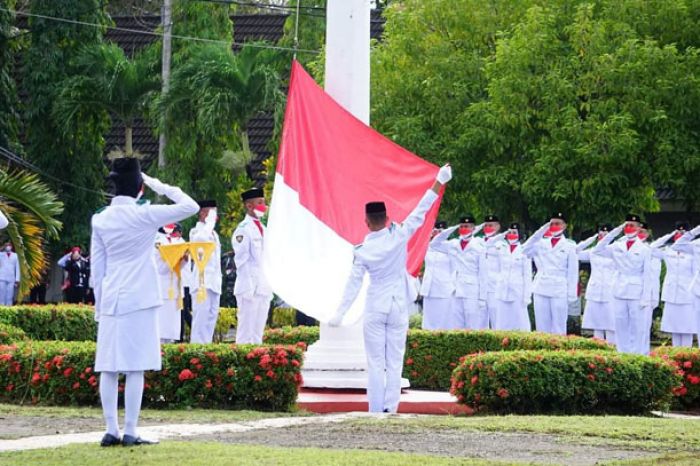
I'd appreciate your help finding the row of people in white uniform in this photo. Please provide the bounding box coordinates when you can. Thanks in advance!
[420,213,700,354]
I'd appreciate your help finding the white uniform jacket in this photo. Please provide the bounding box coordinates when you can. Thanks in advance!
[592,228,653,304]
[90,185,198,321]
[0,251,20,283]
[495,243,532,305]
[430,227,486,301]
[673,228,700,298]
[232,215,272,298]
[483,236,507,294]
[419,246,453,299]
[336,190,439,316]
[578,238,615,303]
[189,221,222,295]
[522,229,578,301]
[651,233,695,305]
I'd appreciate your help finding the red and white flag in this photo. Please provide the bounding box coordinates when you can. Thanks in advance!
[263,61,442,322]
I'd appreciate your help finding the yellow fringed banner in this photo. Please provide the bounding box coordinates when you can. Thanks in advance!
[188,241,216,304]
[157,242,190,307]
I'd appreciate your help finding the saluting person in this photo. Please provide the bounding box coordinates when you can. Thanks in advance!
[420,221,453,330]
[91,158,198,447]
[493,223,532,331]
[577,224,616,344]
[638,222,662,354]
[522,213,579,334]
[329,165,452,413]
[481,214,505,328]
[674,223,700,344]
[232,188,273,344]
[189,201,222,344]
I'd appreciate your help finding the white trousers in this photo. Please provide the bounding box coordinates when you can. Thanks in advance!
[421,297,451,330]
[235,294,271,344]
[593,329,617,345]
[495,299,531,331]
[612,298,646,354]
[363,301,408,413]
[533,294,568,334]
[0,280,14,305]
[190,289,221,344]
[451,297,488,330]
[486,291,498,329]
[671,333,694,347]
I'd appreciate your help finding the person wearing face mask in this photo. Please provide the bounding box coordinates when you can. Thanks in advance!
[232,188,273,344]
[673,222,700,346]
[154,223,186,343]
[648,222,696,348]
[58,246,90,304]
[481,214,506,328]
[637,222,662,353]
[522,213,579,334]
[419,220,454,330]
[492,223,532,331]
[189,200,223,344]
[577,224,616,344]
[0,242,19,305]
[592,214,654,354]
[429,215,487,329]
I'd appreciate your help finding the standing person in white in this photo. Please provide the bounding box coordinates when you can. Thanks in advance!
[232,188,273,344]
[522,213,579,334]
[420,221,453,330]
[674,223,700,345]
[638,222,662,353]
[0,242,19,305]
[329,165,452,413]
[592,214,654,354]
[0,210,8,229]
[91,158,198,447]
[154,223,186,343]
[189,200,222,344]
[493,223,532,331]
[652,222,697,347]
[482,215,505,328]
[430,216,487,329]
[577,224,616,344]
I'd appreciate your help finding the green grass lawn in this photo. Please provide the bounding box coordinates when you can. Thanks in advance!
[0,442,510,466]
[0,403,311,424]
[348,415,700,451]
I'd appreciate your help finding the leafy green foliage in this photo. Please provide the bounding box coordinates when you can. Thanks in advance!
[0,1,21,153]
[451,350,681,414]
[372,0,700,231]
[652,347,700,409]
[0,304,95,341]
[0,322,26,344]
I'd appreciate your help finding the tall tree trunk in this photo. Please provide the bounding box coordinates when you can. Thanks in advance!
[125,125,133,156]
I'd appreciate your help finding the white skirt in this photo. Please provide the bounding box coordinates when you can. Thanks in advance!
[95,307,162,372]
[495,299,531,331]
[582,300,615,331]
[422,297,451,330]
[661,302,696,334]
[157,298,181,341]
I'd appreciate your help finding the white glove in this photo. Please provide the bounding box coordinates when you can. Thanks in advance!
[436,164,452,184]
[142,173,169,196]
[328,313,344,327]
[205,208,217,225]
[691,225,700,236]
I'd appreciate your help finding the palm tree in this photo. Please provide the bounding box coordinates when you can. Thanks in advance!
[53,42,160,159]
[0,169,63,298]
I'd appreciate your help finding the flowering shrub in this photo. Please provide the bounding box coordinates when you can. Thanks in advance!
[0,341,304,411]
[0,323,26,344]
[263,326,319,347]
[405,330,613,390]
[652,347,700,409]
[0,305,96,341]
[451,350,680,414]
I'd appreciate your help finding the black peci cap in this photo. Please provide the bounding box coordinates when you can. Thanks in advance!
[460,215,476,224]
[365,202,386,215]
[551,212,567,222]
[640,221,649,230]
[626,213,642,223]
[241,188,264,202]
[509,222,521,230]
[597,223,613,232]
[108,158,143,197]
[484,214,499,223]
[435,220,448,229]
[198,200,217,208]
[675,221,691,231]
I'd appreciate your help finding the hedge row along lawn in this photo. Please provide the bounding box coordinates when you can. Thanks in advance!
[652,346,700,409]
[0,341,305,411]
[450,350,682,414]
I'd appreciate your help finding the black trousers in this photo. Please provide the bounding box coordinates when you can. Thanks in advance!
[29,284,47,304]
[180,287,193,342]
[65,287,86,304]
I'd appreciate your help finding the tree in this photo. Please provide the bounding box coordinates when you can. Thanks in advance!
[22,0,109,252]
[0,169,63,298]
[371,0,700,231]
[0,0,21,153]
[53,43,161,159]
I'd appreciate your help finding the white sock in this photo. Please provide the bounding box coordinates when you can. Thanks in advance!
[99,371,120,437]
[124,371,145,437]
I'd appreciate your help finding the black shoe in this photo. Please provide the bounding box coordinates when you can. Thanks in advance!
[383,409,390,413]
[122,434,159,447]
[100,433,121,447]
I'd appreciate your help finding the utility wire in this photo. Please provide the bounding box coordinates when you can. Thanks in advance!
[1,7,321,54]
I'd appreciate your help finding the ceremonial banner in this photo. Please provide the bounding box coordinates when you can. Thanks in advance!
[263,61,442,323]
[189,241,216,304]
[156,242,190,303]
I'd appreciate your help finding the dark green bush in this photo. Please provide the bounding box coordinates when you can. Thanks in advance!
[0,323,26,344]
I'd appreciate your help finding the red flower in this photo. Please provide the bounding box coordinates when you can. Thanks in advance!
[259,354,272,368]
[501,337,510,347]
[410,371,418,378]
[84,367,93,374]
[449,362,457,368]
[588,363,596,370]
[411,342,419,349]
[605,367,613,374]
[688,375,700,385]
[673,386,688,396]
[88,375,97,387]
[405,358,414,366]
[5,384,13,392]
[254,375,263,382]
[424,355,433,361]
[190,358,200,365]
[52,355,64,368]
[683,361,693,369]
[457,381,465,389]
[226,368,235,377]
[471,376,479,386]
[497,388,509,398]
[31,372,41,384]
[266,370,275,379]
[72,382,80,390]
[0,353,11,362]
[177,344,185,353]
[291,359,300,367]
[195,364,203,371]
[178,369,195,382]
[63,367,73,377]
[587,374,596,382]
[204,379,213,389]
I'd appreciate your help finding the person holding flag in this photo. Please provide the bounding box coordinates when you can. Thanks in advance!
[328,164,452,413]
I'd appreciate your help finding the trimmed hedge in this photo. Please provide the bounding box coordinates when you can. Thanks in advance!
[0,341,304,411]
[450,350,680,414]
[652,347,700,409]
[262,327,613,390]
[0,323,26,344]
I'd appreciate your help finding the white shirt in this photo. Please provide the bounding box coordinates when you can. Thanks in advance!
[672,228,700,298]
[232,215,272,298]
[430,228,486,300]
[0,250,19,283]
[651,232,695,304]
[90,184,198,320]
[419,247,453,298]
[578,238,616,303]
[523,231,578,301]
[495,242,533,305]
